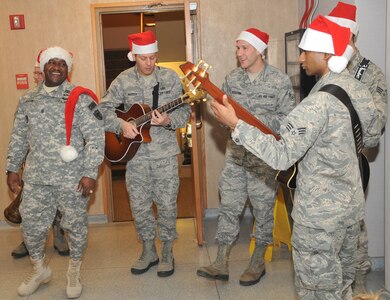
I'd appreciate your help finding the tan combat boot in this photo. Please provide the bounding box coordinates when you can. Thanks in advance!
[239,241,266,286]
[11,241,29,258]
[196,243,232,281]
[17,255,52,296]
[131,240,159,274]
[53,223,70,256]
[352,271,368,296]
[66,259,82,299]
[157,240,174,277]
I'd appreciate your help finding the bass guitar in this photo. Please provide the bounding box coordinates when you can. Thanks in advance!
[179,60,297,187]
[105,91,205,163]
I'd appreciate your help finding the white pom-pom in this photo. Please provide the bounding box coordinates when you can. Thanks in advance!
[60,145,78,162]
[328,56,348,73]
[127,51,134,61]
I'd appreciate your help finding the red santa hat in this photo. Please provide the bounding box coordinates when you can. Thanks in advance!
[60,87,99,162]
[34,49,45,68]
[236,28,269,54]
[326,2,359,36]
[39,46,73,72]
[299,15,354,73]
[127,31,158,61]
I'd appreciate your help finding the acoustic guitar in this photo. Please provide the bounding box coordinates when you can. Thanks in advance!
[104,90,205,163]
[179,60,297,187]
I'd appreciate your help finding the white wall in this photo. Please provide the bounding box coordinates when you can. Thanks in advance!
[384,0,390,291]
[355,0,387,266]
[299,0,387,268]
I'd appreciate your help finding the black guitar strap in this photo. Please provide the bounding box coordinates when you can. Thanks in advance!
[319,84,367,189]
[354,57,370,81]
[152,82,160,109]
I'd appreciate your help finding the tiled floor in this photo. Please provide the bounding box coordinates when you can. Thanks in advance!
[0,216,387,300]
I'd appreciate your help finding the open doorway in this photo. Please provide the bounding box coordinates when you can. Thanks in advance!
[101,10,194,222]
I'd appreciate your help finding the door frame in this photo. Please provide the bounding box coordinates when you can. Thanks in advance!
[90,0,207,244]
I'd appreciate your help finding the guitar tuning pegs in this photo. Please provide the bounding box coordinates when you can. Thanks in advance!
[200,63,211,78]
[194,60,204,72]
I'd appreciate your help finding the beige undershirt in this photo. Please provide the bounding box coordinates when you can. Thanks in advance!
[247,70,261,82]
[43,84,59,93]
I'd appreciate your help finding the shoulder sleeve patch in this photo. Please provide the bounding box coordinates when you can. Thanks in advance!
[88,101,97,110]
[93,109,103,120]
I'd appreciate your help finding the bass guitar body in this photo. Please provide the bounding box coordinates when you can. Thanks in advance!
[105,103,152,163]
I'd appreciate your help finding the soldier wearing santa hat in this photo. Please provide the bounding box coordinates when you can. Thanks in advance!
[99,31,190,277]
[11,49,70,260]
[6,46,105,298]
[196,27,295,286]
[210,15,381,298]
[326,2,388,295]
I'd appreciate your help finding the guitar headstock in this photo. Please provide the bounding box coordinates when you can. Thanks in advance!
[180,60,211,105]
[180,60,211,101]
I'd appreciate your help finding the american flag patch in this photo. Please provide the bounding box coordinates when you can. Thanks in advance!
[377,86,387,97]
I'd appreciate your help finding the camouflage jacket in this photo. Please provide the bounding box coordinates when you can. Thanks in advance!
[222,63,295,168]
[7,80,105,184]
[231,70,380,232]
[348,49,388,140]
[99,65,190,160]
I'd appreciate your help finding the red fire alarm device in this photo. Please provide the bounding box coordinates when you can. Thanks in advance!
[16,74,29,89]
[10,15,25,30]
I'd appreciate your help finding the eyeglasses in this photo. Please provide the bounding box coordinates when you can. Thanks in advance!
[33,71,43,76]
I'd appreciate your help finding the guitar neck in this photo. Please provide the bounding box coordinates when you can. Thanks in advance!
[134,94,189,126]
[204,80,280,140]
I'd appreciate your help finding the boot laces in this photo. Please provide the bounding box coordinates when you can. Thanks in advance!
[68,264,80,287]
[24,265,44,284]
[24,267,39,284]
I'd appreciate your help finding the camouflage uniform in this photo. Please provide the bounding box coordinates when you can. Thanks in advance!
[99,65,190,242]
[230,69,381,298]
[216,63,295,246]
[6,80,105,261]
[347,49,388,276]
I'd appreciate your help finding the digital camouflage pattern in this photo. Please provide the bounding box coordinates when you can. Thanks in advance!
[216,63,295,246]
[99,65,190,241]
[348,50,387,136]
[231,69,381,298]
[348,50,388,276]
[7,80,105,260]
[292,222,359,299]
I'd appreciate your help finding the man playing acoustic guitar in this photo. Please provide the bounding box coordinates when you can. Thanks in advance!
[99,31,190,277]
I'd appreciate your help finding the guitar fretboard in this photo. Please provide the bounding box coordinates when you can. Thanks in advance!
[134,94,190,126]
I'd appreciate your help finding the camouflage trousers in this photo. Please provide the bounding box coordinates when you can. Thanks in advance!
[292,222,359,300]
[356,219,371,274]
[126,156,179,242]
[215,159,278,245]
[20,182,89,261]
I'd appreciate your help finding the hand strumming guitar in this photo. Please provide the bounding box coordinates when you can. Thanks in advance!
[121,119,139,139]
[210,95,239,130]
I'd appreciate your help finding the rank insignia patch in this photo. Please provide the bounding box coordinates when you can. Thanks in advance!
[286,122,306,136]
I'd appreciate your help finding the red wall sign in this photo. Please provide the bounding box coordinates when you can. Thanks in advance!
[16,74,29,89]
